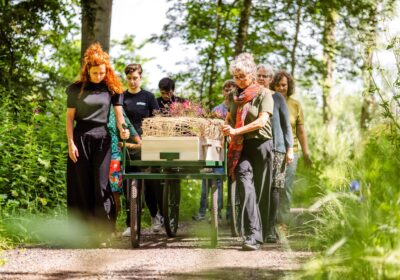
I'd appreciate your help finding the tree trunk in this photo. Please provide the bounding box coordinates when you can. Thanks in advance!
[321,10,336,124]
[81,0,113,58]
[200,0,236,108]
[206,0,223,110]
[290,0,302,78]
[360,5,377,130]
[234,0,252,56]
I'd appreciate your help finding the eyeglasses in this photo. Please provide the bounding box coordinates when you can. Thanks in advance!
[257,74,273,79]
[233,74,248,81]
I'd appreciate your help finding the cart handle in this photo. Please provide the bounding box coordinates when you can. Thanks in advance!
[122,123,128,176]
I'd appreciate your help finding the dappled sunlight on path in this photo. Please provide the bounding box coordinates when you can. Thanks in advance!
[0,221,312,280]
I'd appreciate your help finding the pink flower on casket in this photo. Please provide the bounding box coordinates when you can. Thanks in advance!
[183,100,191,109]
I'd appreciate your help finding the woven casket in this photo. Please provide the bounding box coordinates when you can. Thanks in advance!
[140,116,224,161]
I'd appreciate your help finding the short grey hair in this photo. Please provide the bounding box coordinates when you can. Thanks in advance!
[257,64,274,76]
[229,53,257,78]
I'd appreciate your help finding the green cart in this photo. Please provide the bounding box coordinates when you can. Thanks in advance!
[121,141,228,248]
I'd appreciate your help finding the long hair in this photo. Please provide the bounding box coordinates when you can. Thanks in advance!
[270,70,295,97]
[78,42,123,95]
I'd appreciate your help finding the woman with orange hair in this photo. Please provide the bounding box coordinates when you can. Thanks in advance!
[65,43,129,239]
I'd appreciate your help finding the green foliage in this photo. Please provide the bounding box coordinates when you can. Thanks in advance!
[155,0,241,108]
[0,91,67,213]
[300,130,400,280]
[0,0,79,115]
[297,39,400,278]
[292,88,363,208]
[110,35,152,88]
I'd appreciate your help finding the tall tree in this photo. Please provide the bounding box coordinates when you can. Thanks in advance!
[155,0,240,107]
[234,0,252,56]
[359,4,377,130]
[0,0,76,115]
[81,0,113,57]
[354,1,397,129]
[321,8,336,124]
[289,0,303,77]
[204,0,229,108]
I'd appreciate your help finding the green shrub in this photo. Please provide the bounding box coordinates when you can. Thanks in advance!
[0,90,67,214]
[301,128,400,279]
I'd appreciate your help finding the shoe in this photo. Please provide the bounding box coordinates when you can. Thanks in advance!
[122,227,131,237]
[265,226,278,243]
[265,235,277,243]
[242,236,261,251]
[151,213,163,233]
[192,213,206,221]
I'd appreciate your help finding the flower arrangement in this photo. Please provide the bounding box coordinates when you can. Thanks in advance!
[142,100,223,140]
[160,100,210,117]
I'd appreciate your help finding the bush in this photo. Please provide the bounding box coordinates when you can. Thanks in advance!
[301,128,400,279]
[0,89,67,214]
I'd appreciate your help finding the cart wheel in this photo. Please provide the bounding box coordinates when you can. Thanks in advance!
[210,184,219,248]
[230,181,241,237]
[130,179,141,248]
[163,181,180,237]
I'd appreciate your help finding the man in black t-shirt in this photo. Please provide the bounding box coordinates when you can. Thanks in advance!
[123,88,159,136]
[155,77,184,210]
[156,77,186,114]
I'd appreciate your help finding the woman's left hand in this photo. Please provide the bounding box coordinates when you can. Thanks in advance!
[285,148,294,164]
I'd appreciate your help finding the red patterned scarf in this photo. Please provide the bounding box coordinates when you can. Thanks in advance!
[227,83,260,179]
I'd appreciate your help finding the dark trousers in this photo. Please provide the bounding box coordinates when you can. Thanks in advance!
[67,123,115,233]
[144,179,164,217]
[236,138,273,243]
[124,166,164,226]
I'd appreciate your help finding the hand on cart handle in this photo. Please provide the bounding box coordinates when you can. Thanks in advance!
[222,124,236,136]
[120,123,142,150]
[118,142,141,150]
[120,123,130,140]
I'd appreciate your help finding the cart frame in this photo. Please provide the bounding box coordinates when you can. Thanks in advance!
[121,140,227,248]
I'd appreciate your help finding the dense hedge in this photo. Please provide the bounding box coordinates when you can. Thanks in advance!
[0,90,67,213]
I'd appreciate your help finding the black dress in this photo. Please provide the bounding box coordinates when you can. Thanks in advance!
[66,81,123,233]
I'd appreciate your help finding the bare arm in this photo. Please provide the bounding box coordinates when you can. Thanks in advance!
[113,105,129,139]
[297,124,312,166]
[66,108,78,163]
[222,112,270,136]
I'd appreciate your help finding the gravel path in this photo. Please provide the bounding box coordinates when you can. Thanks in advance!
[0,221,312,279]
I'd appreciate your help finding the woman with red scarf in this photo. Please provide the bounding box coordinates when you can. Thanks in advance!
[223,53,274,251]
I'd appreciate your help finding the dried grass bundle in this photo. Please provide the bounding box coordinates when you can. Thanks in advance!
[142,116,224,140]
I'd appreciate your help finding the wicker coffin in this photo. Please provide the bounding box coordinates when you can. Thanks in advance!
[140,116,224,161]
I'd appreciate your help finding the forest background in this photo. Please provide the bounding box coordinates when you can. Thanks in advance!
[1,0,400,278]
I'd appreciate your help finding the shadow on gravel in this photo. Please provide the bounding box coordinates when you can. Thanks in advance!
[165,267,300,280]
[20,220,311,253]
[0,267,300,280]
[0,269,161,280]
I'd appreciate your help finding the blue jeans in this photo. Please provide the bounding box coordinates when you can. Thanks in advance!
[278,153,299,224]
[198,167,224,215]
